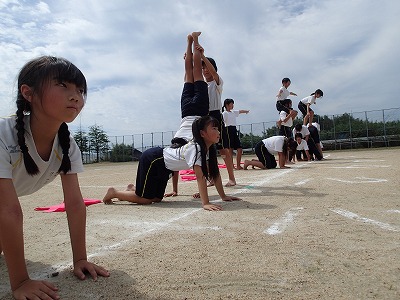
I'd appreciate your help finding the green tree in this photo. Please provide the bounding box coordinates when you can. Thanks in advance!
[88,125,110,162]
[73,129,89,160]
[110,144,133,162]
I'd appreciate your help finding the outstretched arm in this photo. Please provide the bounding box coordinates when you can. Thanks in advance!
[239,110,250,114]
[200,54,220,85]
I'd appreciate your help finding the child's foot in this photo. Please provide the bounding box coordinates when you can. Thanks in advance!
[235,165,243,170]
[103,187,116,205]
[225,180,236,187]
[191,31,201,39]
[192,192,200,199]
[243,160,250,170]
[126,184,135,191]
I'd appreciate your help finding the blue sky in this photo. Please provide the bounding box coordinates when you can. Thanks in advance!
[1,0,399,136]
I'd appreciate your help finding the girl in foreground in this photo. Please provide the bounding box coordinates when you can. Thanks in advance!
[103,116,241,211]
[0,56,109,299]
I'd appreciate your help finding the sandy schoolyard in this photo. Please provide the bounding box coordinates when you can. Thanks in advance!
[0,148,399,299]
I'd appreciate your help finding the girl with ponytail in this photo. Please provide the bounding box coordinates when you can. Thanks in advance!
[103,115,241,211]
[0,56,109,299]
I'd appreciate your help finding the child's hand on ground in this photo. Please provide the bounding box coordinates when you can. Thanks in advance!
[203,204,223,211]
[73,260,110,281]
[13,279,59,300]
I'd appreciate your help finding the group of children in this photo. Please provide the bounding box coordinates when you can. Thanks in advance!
[0,32,325,299]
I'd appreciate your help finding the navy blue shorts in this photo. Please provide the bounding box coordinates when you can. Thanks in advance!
[298,101,313,117]
[222,126,242,149]
[135,147,173,200]
[181,81,209,118]
[276,99,292,114]
[254,141,277,169]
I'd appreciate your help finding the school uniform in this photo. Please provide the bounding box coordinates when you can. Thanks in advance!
[175,81,209,140]
[298,95,317,116]
[0,115,83,197]
[293,125,322,160]
[296,139,309,160]
[254,136,285,169]
[278,110,293,138]
[221,110,242,149]
[135,142,202,200]
[276,86,292,114]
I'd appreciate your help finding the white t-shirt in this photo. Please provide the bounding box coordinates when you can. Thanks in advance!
[174,116,198,140]
[279,111,293,127]
[292,125,310,139]
[262,136,285,155]
[296,139,309,151]
[163,142,204,171]
[222,110,239,126]
[0,115,84,197]
[208,76,224,111]
[276,86,289,101]
[300,95,317,105]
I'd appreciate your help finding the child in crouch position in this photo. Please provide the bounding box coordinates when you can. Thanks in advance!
[0,56,109,300]
[103,116,241,211]
[298,89,323,126]
[243,136,296,170]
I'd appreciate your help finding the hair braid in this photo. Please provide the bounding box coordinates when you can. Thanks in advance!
[58,122,71,174]
[16,97,39,175]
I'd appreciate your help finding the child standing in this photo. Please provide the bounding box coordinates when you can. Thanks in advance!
[103,116,241,211]
[243,136,296,170]
[298,89,324,126]
[278,101,295,138]
[0,56,109,299]
[276,78,298,127]
[221,98,249,170]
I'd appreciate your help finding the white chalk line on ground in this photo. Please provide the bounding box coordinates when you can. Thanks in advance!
[331,208,399,232]
[264,207,304,235]
[387,209,400,214]
[294,178,312,186]
[33,165,300,279]
[326,176,387,184]
[327,165,390,169]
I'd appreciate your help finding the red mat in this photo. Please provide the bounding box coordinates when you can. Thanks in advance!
[35,198,102,213]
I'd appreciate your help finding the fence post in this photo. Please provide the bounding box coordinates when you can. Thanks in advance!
[349,113,353,149]
[383,109,388,147]
[333,115,337,150]
[365,111,370,148]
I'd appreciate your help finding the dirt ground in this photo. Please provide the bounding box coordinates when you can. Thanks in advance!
[1,148,399,300]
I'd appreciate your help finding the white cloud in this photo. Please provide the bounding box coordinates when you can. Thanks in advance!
[1,0,399,137]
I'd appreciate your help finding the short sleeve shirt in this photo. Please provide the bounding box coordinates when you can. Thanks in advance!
[222,110,240,126]
[277,87,289,101]
[163,142,204,171]
[300,95,316,105]
[208,76,224,111]
[262,136,285,155]
[279,111,293,127]
[292,125,310,139]
[0,115,84,197]
[296,139,309,151]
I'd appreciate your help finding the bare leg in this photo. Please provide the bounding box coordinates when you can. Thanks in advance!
[126,184,135,191]
[220,148,236,186]
[244,159,266,170]
[236,148,243,170]
[103,187,153,205]
[191,31,204,82]
[308,111,314,126]
[289,109,298,120]
[184,34,194,83]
